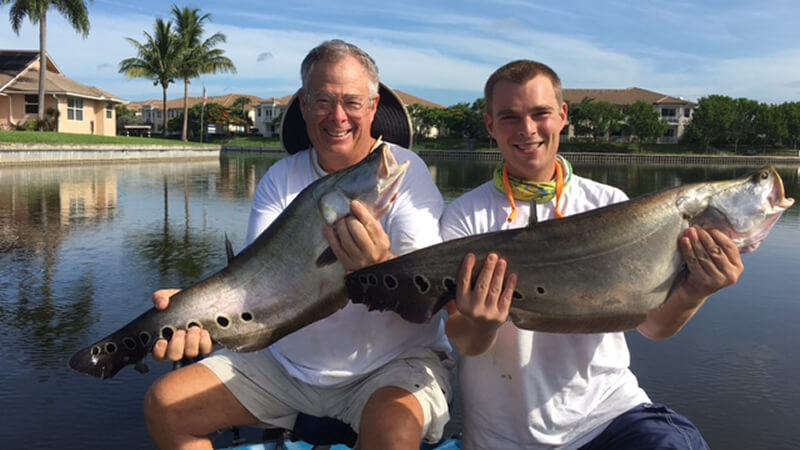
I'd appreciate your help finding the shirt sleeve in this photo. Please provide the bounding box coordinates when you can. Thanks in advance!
[245,165,287,247]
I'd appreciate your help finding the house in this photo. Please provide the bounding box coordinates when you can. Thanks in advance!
[253,95,293,138]
[0,50,125,135]
[128,93,266,136]
[562,87,695,144]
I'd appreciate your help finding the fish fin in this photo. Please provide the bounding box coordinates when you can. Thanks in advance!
[528,199,538,228]
[134,359,150,374]
[315,246,338,267]
[224,232,235,263]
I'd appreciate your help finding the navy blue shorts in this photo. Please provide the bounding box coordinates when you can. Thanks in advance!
[579,403,710,450]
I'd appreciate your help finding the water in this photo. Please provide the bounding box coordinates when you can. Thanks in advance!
[0,154,798,449]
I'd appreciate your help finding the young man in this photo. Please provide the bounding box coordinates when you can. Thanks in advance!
[443,60,744,449]
[144,40,453,450]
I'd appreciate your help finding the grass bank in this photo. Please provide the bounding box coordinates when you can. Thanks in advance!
[0,130,215,147]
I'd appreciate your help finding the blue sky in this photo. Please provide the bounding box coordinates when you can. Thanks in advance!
[2,0,799,106]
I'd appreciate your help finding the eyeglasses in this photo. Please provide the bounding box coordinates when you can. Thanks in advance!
[305,92,375,117]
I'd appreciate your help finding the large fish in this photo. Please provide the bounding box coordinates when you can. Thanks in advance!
[69,143,409,379]
[346,167,794,333]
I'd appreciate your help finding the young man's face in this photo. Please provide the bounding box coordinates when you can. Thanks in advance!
[485,75,568,182]
[299,55,379,173]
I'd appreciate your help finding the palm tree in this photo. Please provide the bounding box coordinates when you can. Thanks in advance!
[2,0,92,122]
[119,18,182,136]
[171,5,236,142]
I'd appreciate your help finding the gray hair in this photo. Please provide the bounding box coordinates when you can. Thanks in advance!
[300,39,379,95]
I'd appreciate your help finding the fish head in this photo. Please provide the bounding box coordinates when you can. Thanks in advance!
[689,167,794,253]
[319,143,410,224]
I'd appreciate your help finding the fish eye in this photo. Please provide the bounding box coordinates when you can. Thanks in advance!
[760,170,769,180]
[241,312,253,321]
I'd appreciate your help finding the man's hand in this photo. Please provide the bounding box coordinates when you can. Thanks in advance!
[638,226,744,341]
[679,227,743,300]
[323,200,392,272]
[445,252,517,356]
[455,253,516,332]
[151,289,214,362]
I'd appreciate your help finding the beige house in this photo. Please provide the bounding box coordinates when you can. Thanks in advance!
[563,87,695,144]
[0,50,125,135]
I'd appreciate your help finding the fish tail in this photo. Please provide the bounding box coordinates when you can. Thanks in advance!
[68,316,156,379]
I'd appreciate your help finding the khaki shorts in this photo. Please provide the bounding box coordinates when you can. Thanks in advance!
[200,347,455,443]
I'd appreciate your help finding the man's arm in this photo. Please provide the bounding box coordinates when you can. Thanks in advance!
[638,227,743,341]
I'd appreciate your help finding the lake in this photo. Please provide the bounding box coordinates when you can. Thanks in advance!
[0,153,798,449]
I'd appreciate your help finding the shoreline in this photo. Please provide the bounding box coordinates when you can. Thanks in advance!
[2,143,799,167]
[0,143,221,166]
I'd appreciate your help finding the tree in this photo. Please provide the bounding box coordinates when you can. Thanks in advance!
[780,102,800,150]
[569,98,623,143]
[730,98,760,153]
[625,101,668,150]
[119,18,183,136]
[755,102,787,151]
[232,96,251,124]
[171,5,236,142]
[2,0,92,122]
[690,95,735,152]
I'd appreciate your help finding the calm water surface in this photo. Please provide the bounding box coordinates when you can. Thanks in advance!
[1,154,798,449]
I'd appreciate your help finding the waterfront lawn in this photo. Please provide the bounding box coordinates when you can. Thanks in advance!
[0,130,213,147]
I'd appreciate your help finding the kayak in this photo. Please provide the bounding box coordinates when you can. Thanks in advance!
[219,436,462,450]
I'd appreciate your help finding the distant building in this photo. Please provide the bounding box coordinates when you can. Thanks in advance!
[394,89,446,139]
[0,50,125,135]
[563,87,695,144]
[253,95,293,138]
[128,93,266,136]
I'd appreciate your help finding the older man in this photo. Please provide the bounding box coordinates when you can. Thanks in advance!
[144,39,453,450]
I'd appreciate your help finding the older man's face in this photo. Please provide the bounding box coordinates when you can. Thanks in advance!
[299,55,379,173]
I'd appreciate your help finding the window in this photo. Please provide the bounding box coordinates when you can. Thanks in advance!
[683,108,691,118]
[664,128,675,137]
[67,98,84,121]
[106,103,113,119]
[661,108,676,117]
[25,95,38,114]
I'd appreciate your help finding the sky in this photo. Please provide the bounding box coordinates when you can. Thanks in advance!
[2,0,800,107]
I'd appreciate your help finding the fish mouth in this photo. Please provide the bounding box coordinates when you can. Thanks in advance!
[767,167,795,213]
[372,147,409,217]
[734,168,794,253]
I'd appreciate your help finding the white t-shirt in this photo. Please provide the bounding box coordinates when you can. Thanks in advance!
[246,143,451,386]
[441,175,650,450]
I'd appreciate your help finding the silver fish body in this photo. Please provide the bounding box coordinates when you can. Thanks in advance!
[347,167,794,333]
[69,143,409,379]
